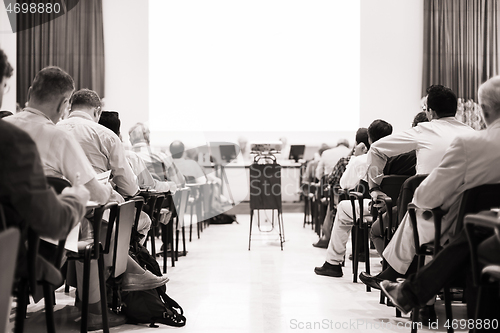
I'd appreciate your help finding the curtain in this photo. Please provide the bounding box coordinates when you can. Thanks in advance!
[422,0,500,101]
[16,0,105,107]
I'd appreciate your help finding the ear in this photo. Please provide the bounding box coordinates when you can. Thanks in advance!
[95,108,102,120]
[26,86,32,103]
[56,97,68,115]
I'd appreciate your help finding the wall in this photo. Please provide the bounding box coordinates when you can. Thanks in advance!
[0,4,16,113]
[360,0,424,133]
[102,0,148,144]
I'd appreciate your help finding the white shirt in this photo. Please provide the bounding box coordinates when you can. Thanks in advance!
[367,117,473,187]
[58,111,139,197]
[4,108,97,186]
[315,145,351,180]
[340,154,368,190]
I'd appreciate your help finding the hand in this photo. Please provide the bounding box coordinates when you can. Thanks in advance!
[62,184,90,206]
[370,190,386,202]
[108,189,125,204]
[167,181,178,194]
[353,142,368,156]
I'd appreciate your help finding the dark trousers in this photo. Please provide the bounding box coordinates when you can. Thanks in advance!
[402,229,500,329]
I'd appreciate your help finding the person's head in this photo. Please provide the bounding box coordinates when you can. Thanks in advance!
[318,143,329,157]
[69,89,102,122]
[355,128,370,150]
[425,84,457,120]
[368,119,393,144]
[412,111,429,127]
[98,111,121,137]
[0,48,14,108]
[27,66,75,123]
[129,122,150,145]
[336,138,350,149]
[170,140,185,159]
[478,76,500,126]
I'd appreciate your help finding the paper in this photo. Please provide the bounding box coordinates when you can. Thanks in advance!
[96,170,111,185]
[40,222,80,253]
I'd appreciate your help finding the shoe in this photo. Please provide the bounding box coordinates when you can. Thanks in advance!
[348,253,366,262]
[314,262,343,277]
[359,272,383,290]
[413,305,437,324]
[312,239,329,249]
[87,310,127,331]
[122,270,169,291]
[380,279,413,315]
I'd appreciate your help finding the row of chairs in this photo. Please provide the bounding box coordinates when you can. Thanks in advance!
[341,174,500,333]
[1,177,215,333]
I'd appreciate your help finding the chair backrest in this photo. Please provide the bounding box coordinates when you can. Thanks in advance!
[456,183,500,231]
[109,200,136,277]
[0,228,20,333]
[396,174,428,225]
[379,175,412,203]
[46,176,72,193]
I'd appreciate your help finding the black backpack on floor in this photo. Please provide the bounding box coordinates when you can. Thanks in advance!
[121,243,186,327]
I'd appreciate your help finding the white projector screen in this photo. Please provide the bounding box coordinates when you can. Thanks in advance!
[149,0,360,133]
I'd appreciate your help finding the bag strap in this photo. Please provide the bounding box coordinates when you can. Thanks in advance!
[156,288,184,315]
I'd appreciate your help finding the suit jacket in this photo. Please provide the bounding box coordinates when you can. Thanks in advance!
[414,118,500,237]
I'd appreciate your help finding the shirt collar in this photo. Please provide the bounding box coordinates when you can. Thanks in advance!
[24,107,54,123]
[68,111,94,122]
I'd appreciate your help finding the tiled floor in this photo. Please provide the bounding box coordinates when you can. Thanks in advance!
[11,212,467,332]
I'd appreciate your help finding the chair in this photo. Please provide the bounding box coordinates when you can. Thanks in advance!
[139,192,165,259]
[0,225,20,333]
[373,175,418,311]
[66,202,118,333]
[349,190,372,289]
[408,183,500,333]
[464,210,500,333]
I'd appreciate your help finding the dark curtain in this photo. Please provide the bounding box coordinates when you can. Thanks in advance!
[422,0,500,100]
[16,0,105,106]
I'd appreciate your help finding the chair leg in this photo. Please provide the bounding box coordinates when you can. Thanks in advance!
[149,227,156,258]
[175,229,180,261]
[189,204,194,242]
[14,279,28,333]
[443,287,454,333]
[81,248,92,333]
[169,222,175,267]
[364,225,371,292]
[98,255,109,333]
[43,283,56,333]
[248,210,254,250]
[182,226,186,256]
[162,224,167,274]
[352,227,359,283]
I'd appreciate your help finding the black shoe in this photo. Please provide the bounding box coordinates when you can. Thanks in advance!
[359,272,383,290]
[380,279,413,315]
[312,239,329,249]
[348,253,366,262]
[314,262,343,277]
[413,305,437,325]
[87,310,127,331]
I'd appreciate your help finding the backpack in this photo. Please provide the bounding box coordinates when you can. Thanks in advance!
[209,213,237,224]
[121,243,186,327]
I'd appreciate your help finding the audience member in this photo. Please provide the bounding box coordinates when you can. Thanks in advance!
[315,139,351,180]
[98,111,176,194]
[359,84,499,291]
[312,129,368,248]
[129,122,186,187]
[4,67,112,205]
[314,120,393,277]
[379,75,500,327]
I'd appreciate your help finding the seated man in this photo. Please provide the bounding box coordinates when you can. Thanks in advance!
[314,119,394,277]
[129,122,186,188]
[98,111,177,194]
[360,77,500,292]
[315,139,351,181]
[312,129,369,248]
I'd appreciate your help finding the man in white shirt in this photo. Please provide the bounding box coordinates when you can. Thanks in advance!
[315,139,351,180]
[315,120,393,277]
[360,85,478,290]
